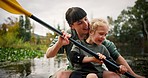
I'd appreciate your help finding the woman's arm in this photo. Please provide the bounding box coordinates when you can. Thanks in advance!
[46,31,71,58]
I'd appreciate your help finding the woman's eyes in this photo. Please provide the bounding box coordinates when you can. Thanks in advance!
[85,18,88,21]
[77,21,82,25]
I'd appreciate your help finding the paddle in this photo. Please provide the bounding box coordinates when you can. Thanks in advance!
[0,0,135,78]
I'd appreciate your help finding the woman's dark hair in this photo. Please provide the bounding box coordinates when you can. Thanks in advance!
[65,7,87,26]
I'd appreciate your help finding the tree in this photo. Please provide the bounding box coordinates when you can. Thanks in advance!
[0,17,20,47]
[132,0,148,40]
[24,16,32,41]
[111,0,148,44]
[18,15,25,39]
[18,15,32,42]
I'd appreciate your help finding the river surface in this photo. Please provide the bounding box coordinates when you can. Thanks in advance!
[0,54,67,78]
[0,46,148,78]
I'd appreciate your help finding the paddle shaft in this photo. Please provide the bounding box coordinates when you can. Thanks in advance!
[30,15,135,78]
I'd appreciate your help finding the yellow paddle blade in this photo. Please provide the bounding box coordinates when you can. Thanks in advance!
[0,0,32,17]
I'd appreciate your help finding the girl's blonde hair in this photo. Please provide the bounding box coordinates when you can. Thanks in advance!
[90,18,109,32]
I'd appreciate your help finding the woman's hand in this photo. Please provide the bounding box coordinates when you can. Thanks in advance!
[58,30,71,46]
[119,65,128,74]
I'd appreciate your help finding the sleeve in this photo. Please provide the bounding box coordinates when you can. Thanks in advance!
[49,36,64,54]
[69,45,85,64]
[102,39,120,60]
[49,36,58,47]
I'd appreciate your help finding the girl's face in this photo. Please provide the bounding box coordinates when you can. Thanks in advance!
[71,16,90,39]
[90,26,109,45]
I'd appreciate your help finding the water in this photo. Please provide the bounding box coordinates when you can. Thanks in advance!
[0,47,148,78]
[0,54,67,78]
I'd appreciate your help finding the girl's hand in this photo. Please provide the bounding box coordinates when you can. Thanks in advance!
[98,53,106,60]
[98,53,106,64]
[92,53,106,64]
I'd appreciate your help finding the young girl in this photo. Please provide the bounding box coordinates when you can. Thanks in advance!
[69,18,127,78]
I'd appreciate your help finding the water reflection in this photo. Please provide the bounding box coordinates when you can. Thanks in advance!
[0,49,147,78]
[0,54,67,78]
[0,61,31,78]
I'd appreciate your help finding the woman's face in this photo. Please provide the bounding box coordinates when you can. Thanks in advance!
[71,16,90,39]
[90,26,109,45]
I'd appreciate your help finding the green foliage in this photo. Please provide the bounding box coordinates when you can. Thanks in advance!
[0,47,43,62]
[46,33,56,45]
[108,0,148,45]
[36,36,41,44]
[0,22,20,47]
[0,15,57,62]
